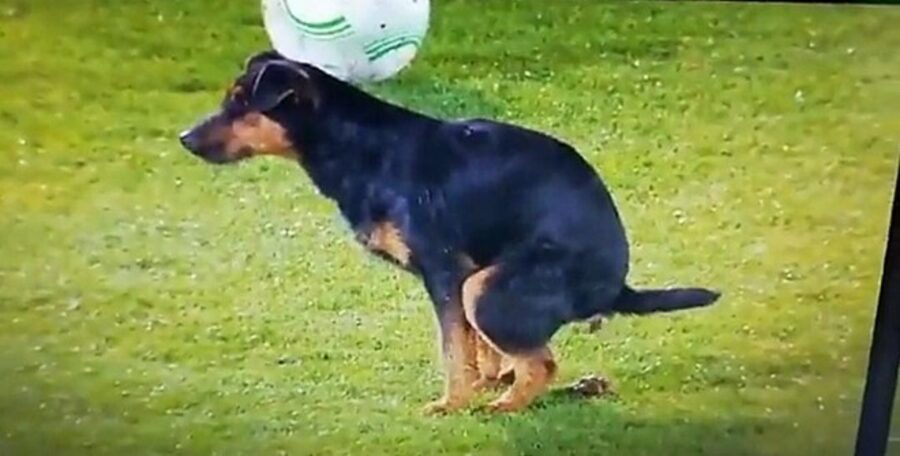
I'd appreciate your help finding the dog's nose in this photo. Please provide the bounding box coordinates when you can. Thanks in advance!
[179,130,198,151]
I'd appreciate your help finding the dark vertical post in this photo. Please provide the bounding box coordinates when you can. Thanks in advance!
[855,163,900,456]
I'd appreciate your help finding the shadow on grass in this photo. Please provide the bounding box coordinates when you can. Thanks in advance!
[493,389,764,456]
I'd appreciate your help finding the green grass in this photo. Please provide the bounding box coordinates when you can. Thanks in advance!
[1,1,898,454]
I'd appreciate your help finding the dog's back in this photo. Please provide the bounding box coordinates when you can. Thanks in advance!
[409,118,631,294]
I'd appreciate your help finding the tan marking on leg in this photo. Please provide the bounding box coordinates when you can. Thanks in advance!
[423,309,478,415]
[364,222,411,266]
[462,266,508,391]
[498,360,516,385]
[461,266,498,319]
[472,335,504,391]
[488,347,557,413]
[462,266,509,391]
[462,266,556,412]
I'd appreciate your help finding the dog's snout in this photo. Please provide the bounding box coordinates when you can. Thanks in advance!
[179,129,199,152]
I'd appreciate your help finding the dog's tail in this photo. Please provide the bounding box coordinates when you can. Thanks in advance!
[611,285,720,315]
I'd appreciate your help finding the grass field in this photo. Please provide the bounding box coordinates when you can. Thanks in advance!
[1,1,899,454]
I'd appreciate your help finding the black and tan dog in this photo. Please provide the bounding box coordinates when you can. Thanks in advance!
[179,51,720,414]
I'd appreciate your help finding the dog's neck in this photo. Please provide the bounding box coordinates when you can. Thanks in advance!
[291,75,436,201]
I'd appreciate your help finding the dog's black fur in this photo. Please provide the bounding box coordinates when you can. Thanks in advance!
[179,51,719,410]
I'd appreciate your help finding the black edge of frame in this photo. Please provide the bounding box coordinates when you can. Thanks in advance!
[855,160,900,456]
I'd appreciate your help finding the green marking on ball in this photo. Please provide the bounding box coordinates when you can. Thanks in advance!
[364,35,422,61]
[304,31,355,41]
[279,0,352,37]
[367,40,420,61]
[364,34,422,54]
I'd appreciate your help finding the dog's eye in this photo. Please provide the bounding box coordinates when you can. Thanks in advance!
[226,85,248,105]
[221,85,251,114]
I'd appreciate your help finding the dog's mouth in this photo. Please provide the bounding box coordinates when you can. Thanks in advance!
[179,129,233,164]
[195,152,234,165]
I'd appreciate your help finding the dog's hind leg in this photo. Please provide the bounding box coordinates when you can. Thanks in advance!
[462,265,564,412]
[472,334,506,391]
[490,347,557,412]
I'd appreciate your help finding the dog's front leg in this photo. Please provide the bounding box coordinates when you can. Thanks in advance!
[420,261,479,415]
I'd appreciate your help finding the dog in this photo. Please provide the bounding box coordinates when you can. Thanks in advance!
[179,50,720,414]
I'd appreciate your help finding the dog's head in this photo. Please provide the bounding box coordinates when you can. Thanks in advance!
[178,51,319,164]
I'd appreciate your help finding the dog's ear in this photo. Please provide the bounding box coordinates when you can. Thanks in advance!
[244,50,283,71]
[249,61,318,111]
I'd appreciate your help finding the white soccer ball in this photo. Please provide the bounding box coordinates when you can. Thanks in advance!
[261,0,430,83]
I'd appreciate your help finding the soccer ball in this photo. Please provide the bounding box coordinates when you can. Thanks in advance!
[261,0,430,83]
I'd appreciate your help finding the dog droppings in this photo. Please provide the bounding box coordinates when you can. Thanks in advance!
[563,375,613,398]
